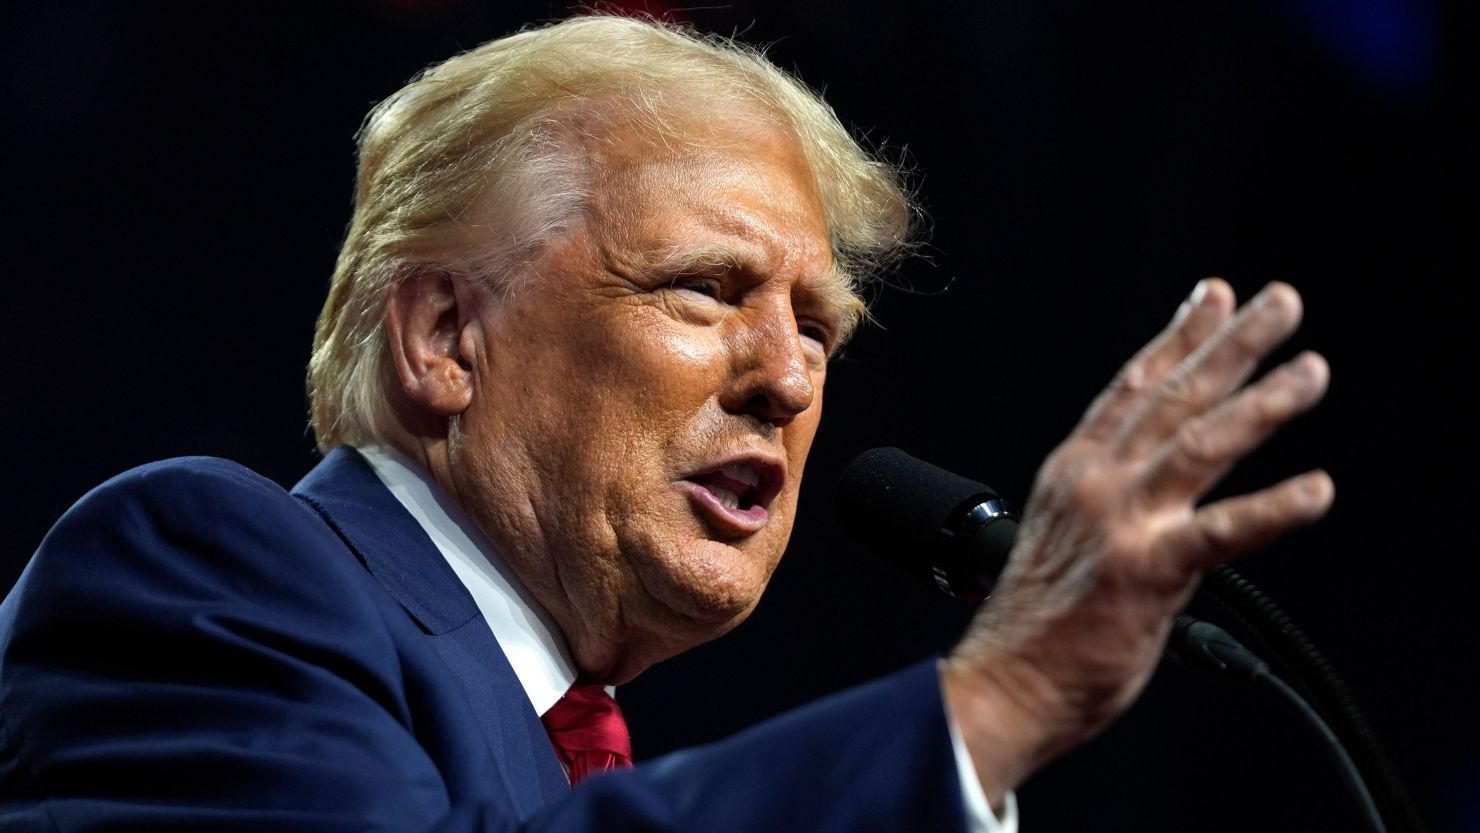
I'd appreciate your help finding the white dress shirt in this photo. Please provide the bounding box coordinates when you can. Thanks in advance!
[358,444,1015,832]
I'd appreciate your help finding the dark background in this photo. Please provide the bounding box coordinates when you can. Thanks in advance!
[5,1,1473,831]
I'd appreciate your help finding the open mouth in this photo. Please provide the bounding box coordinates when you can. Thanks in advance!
[678,458,784,535]
[692,464,764,510]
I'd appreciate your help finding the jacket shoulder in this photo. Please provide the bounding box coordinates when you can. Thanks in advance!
[70,455,300,514]
[11,455,372,627]
[42,455,329,554]
[0,457,457,830]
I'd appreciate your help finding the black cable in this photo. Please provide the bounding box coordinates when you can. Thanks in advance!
[1258,669,1390,833]
[1169,615,1389,833]
[1196,566,1431,833]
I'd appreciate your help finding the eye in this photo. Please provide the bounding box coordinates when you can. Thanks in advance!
[669,276,723,301]
[798,321,833,356]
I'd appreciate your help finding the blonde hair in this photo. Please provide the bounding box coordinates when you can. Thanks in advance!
[308,13,916,451]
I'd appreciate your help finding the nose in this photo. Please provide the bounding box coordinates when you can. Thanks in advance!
[719,303,816,428]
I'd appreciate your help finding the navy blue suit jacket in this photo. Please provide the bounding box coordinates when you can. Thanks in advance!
[0,448,970,832]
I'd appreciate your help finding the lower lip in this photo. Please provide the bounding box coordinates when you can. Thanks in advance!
[676,480,770,536]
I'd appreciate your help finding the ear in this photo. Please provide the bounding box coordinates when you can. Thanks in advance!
[384,268,480,418]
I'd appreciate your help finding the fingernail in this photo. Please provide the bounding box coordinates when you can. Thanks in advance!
[1188,279,1209,308]
[1173,280,1209,324]
[1253,283,1280,308]
[1300,471,1332,501]
[1288,352,1317,379]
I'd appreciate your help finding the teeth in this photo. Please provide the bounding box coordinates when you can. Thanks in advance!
[722,464,760,488]
[710,485,740,509]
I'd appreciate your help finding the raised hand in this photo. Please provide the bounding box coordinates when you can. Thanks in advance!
[942,279,1334,803]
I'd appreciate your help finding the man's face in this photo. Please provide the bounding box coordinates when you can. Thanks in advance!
[446,114,844,682]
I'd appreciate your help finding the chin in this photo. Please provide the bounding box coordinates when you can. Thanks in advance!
[594,573,763,685]
[637,537,774,634]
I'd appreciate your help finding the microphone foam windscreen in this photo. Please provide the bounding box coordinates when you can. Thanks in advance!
[834,447,997,563]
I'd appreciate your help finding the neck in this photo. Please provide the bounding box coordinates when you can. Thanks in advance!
[374,428,645,684]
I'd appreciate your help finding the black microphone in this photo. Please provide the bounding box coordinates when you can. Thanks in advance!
[835,447,1018,601]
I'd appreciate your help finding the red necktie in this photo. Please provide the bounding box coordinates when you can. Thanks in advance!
[540,683,633,785]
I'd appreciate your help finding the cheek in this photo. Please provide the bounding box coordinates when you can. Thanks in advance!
[529,310,730,498]
[486,303,716,425]
[647,315,718,369]
[620,317,729,420]
[580,320,732,474]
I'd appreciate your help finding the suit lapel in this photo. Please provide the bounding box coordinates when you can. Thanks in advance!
[292,447,477,635]
[291,447,570,807]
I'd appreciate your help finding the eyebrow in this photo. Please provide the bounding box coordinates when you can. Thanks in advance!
[644,243,852,299]
[642,242,867,346]
[643,243,751,276]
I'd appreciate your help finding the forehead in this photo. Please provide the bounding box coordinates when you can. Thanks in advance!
[582,109,837,289]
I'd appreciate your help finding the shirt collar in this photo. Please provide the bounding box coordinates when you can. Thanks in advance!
[356,444,579,715]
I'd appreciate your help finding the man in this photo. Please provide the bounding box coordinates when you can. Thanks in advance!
[0,14,1331,832]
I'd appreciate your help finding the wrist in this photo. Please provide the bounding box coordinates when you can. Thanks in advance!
[939,651,1083,802]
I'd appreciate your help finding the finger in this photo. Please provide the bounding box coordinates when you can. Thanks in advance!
[1075,278,1235,442]
[1117,282,1303,459]
[1163,469,1335,572]
[1140,351,1329,502]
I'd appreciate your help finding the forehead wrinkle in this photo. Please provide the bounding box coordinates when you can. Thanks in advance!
[675,195,829,274]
